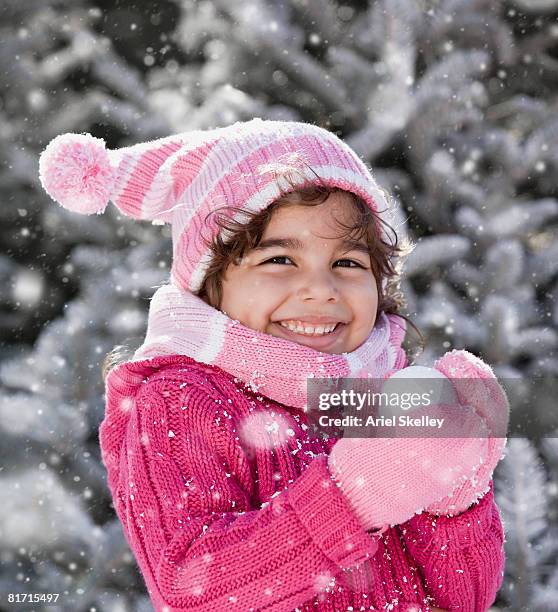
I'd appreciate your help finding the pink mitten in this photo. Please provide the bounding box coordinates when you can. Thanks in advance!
[327,403,490,531]
[425,349,510,516]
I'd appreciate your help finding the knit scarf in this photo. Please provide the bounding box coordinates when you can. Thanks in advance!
[131,283,408,410]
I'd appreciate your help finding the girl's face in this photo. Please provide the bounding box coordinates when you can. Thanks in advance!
[220,191,379,354]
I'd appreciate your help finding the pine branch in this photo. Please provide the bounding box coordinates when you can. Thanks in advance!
[403,235,471,277]
[495,437,550,609]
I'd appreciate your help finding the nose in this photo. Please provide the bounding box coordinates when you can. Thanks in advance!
[296,268,340,302]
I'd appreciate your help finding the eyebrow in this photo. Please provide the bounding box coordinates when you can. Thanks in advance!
[253,237,370,256]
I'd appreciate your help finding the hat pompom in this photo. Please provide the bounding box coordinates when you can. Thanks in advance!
[39,133,117,215]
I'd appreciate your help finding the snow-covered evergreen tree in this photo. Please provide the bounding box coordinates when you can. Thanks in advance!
[1,0,557,609]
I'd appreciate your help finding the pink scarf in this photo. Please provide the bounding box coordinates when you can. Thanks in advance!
[131,283,408,409]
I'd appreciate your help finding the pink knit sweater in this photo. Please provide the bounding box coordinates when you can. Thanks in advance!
[100,354,505,611]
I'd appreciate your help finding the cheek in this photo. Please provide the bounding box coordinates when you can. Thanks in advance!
[349,284,378,318]
[246,275,292,301]
[347,276,378,299]
[225,279,278,321]
[243,282,278,310]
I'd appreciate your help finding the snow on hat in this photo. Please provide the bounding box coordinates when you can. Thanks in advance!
[39,118,396,293]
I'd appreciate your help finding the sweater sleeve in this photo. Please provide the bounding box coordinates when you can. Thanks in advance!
[398,481,505,612]
[105,376,381,611]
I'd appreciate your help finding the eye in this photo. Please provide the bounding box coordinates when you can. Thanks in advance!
[260,256,365,268]
[261,256,293,265]
[335,259,365,268]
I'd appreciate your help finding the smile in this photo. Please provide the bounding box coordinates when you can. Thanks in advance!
[278,320,341,336]
[272,321,346,350]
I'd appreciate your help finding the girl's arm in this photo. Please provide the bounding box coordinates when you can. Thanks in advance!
[101,375,382,611]
[398,481,505,612]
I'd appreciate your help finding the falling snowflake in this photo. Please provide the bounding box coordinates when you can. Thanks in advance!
[314,570,335,592]
[120,397,134,412]
[238,411,294,451]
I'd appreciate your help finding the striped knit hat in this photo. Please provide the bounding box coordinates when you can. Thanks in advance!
[39,118,395,293]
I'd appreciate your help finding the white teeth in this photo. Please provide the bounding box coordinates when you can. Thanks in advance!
[278,321,339,336]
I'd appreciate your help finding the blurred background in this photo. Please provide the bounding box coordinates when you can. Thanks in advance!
[1,0,558,610]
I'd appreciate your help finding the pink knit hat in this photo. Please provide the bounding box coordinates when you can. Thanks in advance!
[39,118,396,293]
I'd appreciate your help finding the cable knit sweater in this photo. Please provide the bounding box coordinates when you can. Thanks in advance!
[99,354,505,612]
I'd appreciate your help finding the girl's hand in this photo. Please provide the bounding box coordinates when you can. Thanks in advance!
[424,349,509,516]
[327,402,489,531]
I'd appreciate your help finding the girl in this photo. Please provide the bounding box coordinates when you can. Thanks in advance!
[39,119,509,611]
